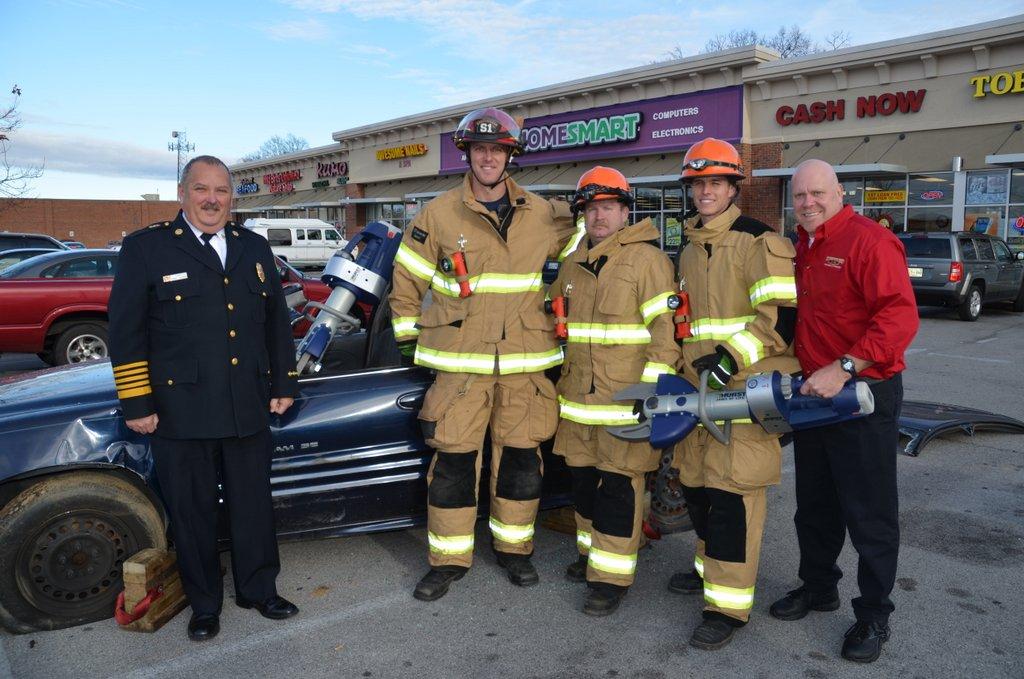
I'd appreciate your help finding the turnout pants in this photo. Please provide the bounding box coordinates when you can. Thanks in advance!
[553,419,659,587]
[419,371,559,568]
[677,424,782,625]
[792,374,902,624]
[151,429,281,616]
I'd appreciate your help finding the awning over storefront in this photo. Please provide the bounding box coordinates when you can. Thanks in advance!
[752,163,908,178]
[986,153,1024,167]
[294,186,349,208]
[405,175,463,200]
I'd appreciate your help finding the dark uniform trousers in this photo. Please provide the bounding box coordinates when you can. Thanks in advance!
[792,374,902,624]
[108,211,298,618]
[152,430,280,615]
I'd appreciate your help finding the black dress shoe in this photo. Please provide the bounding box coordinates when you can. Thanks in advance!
[667,569,703,595]
[769,586,840,621]
[582,583,627,617]
[565,554,588,583]
[841,620,890,663]
[413,567,467,601]
[689,617,737,650]
[187,613,220,642]
[235,594,299,620]
[495,552,539,587]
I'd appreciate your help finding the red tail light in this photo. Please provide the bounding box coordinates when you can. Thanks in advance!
[949,261,963,282]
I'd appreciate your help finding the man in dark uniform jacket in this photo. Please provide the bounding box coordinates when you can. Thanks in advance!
[108,155,300,641]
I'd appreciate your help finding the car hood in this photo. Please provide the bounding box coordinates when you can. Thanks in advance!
[0,360,117,414]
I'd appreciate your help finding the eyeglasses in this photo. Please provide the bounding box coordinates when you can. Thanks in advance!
[682,158,743,173]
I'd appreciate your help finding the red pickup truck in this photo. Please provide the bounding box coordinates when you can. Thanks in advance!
[0,255,331,366]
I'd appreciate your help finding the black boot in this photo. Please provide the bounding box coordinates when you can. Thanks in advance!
[667,569,703,595]
[583,583,627,617]
[413,566,467,602]
[690,613,741,650]
[495,552,539,587]
[769,586,840,621]
[841,620,890,663]
[565,554,588,583]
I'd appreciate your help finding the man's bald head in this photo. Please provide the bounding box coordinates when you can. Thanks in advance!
[791,159,845,234]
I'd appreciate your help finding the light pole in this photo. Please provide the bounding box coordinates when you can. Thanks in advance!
[168,130,196,184]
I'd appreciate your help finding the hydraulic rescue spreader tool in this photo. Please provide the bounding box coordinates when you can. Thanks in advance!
[295,221,403,374]
[608,371,875,448]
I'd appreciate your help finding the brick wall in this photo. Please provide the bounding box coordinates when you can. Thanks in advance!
[0,198,180,247]
[736,142,784,230]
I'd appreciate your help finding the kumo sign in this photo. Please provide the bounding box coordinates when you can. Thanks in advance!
[775,89,926,126]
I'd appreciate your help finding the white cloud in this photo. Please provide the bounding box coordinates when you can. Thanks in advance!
[262,17,331,41]
[6,130,177,180]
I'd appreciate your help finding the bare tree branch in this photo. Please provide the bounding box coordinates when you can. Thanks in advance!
[655,25,851,62]
[0,85,43,201]
[240,134,310,163]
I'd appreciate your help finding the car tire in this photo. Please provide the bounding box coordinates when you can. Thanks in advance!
[0,473,165,634]
[957,284,983,322]
[1012,281,1024,313]
[54,322,109,365]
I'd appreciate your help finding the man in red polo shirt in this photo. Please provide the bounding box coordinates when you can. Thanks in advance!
[768,159,918,664]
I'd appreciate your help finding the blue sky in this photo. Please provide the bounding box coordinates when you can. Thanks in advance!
[3,0,1021,200]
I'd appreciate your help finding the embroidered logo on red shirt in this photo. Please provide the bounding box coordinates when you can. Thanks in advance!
[825,256,845,269]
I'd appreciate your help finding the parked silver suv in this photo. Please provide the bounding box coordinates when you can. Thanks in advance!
[899,232,1024,321]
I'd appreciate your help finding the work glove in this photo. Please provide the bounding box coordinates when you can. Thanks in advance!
[691,346,736,390]
[397,340,416,367]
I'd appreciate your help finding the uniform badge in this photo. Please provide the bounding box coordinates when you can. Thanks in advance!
[256,262,265,283]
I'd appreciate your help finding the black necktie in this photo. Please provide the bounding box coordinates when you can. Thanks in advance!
[200,232,221,268]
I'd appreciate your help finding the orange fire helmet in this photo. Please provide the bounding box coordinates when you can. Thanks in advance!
[680,138,745,181]
[572,166,634,211]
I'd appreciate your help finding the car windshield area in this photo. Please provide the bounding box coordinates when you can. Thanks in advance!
[900,237,952,259]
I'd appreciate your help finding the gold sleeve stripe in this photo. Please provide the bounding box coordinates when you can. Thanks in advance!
[117,386,153,399]
[113,367,149,379]
[115,377,150,389]
[113,361,149,373]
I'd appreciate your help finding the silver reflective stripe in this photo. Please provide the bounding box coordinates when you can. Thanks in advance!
[588,547,637,575]
[428,531,475,555]
[489,517,535,543]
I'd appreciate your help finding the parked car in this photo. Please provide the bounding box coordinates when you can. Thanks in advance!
[0,232,69,252]
[898,232,1024,321]
[0,252,331,365]
[244,218,347,269]
[0,248,63,273]
[61,240,87,249]
[0,303,571,633]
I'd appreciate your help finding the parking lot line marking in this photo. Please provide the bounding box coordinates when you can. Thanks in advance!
[905,347,929,355]
[977,338,997,344]
[928,352,1011,364]
[125,590,410,679]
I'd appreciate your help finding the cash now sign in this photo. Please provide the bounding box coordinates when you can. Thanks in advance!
[776,89,926,126]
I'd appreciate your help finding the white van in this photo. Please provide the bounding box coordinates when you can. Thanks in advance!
[243,218,347,269]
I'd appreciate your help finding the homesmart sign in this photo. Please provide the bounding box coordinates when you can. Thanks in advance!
[439,86,742,173]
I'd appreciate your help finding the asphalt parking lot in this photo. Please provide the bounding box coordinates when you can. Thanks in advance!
[2,305,1023,679]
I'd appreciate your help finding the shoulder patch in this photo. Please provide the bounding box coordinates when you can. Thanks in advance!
[730,216,773,238]
[410,226,428,244]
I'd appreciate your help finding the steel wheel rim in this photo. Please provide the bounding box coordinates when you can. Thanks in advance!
[970,291,981,317]
[67,334,107,363]
[16,511,137,617]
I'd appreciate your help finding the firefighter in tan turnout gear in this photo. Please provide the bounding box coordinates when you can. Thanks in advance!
[550,167,679,616]
[388,107,582,601]
[670,138,799,649]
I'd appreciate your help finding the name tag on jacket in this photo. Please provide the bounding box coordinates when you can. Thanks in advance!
[162,272,189,283]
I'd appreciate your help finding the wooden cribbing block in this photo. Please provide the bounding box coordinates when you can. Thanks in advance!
[121,570,188,633]
[540,506,577,535]
[123,548,177,613]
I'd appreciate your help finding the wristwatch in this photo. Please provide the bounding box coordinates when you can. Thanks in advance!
[839,356,857,378]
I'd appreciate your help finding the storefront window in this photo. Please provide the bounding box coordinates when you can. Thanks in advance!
[865,207,907,232]
[908,173,953,206]
[966,169,1009,205]
[841,178,864,207]
[906,207,951,233]
[1010,170,1024,205]
[634,187,662,212]
[964,206,1005,237]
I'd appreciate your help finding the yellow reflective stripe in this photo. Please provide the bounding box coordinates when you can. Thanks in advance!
[724,329,764,367]
[414,346,495,374]
[557,220,586,262]
[588,547,637,575]
[704,581,755,610]
[115,377,150,389]
[694,555,704,577]
[395,242,436,282]
[748,276,796,306]
[117,386,152,399]
[558,396,639,426]
[683,315,756,343]
[428,531,475,555]
[391,316,420,339]
[566,323,651,345]
[112,360,148,373]
[489,517,535,543]
[576,530,592,550]
[640,291,674,324]
[640,362,675,383]
[113,366,148,380]
[431,271,543,297]
[497,348,563,374]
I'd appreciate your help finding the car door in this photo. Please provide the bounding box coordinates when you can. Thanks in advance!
[992,239,1022,300]
[304,227,325,266]
[972,238,998,296]
[324,228,344,259]
[266,228,295,263]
